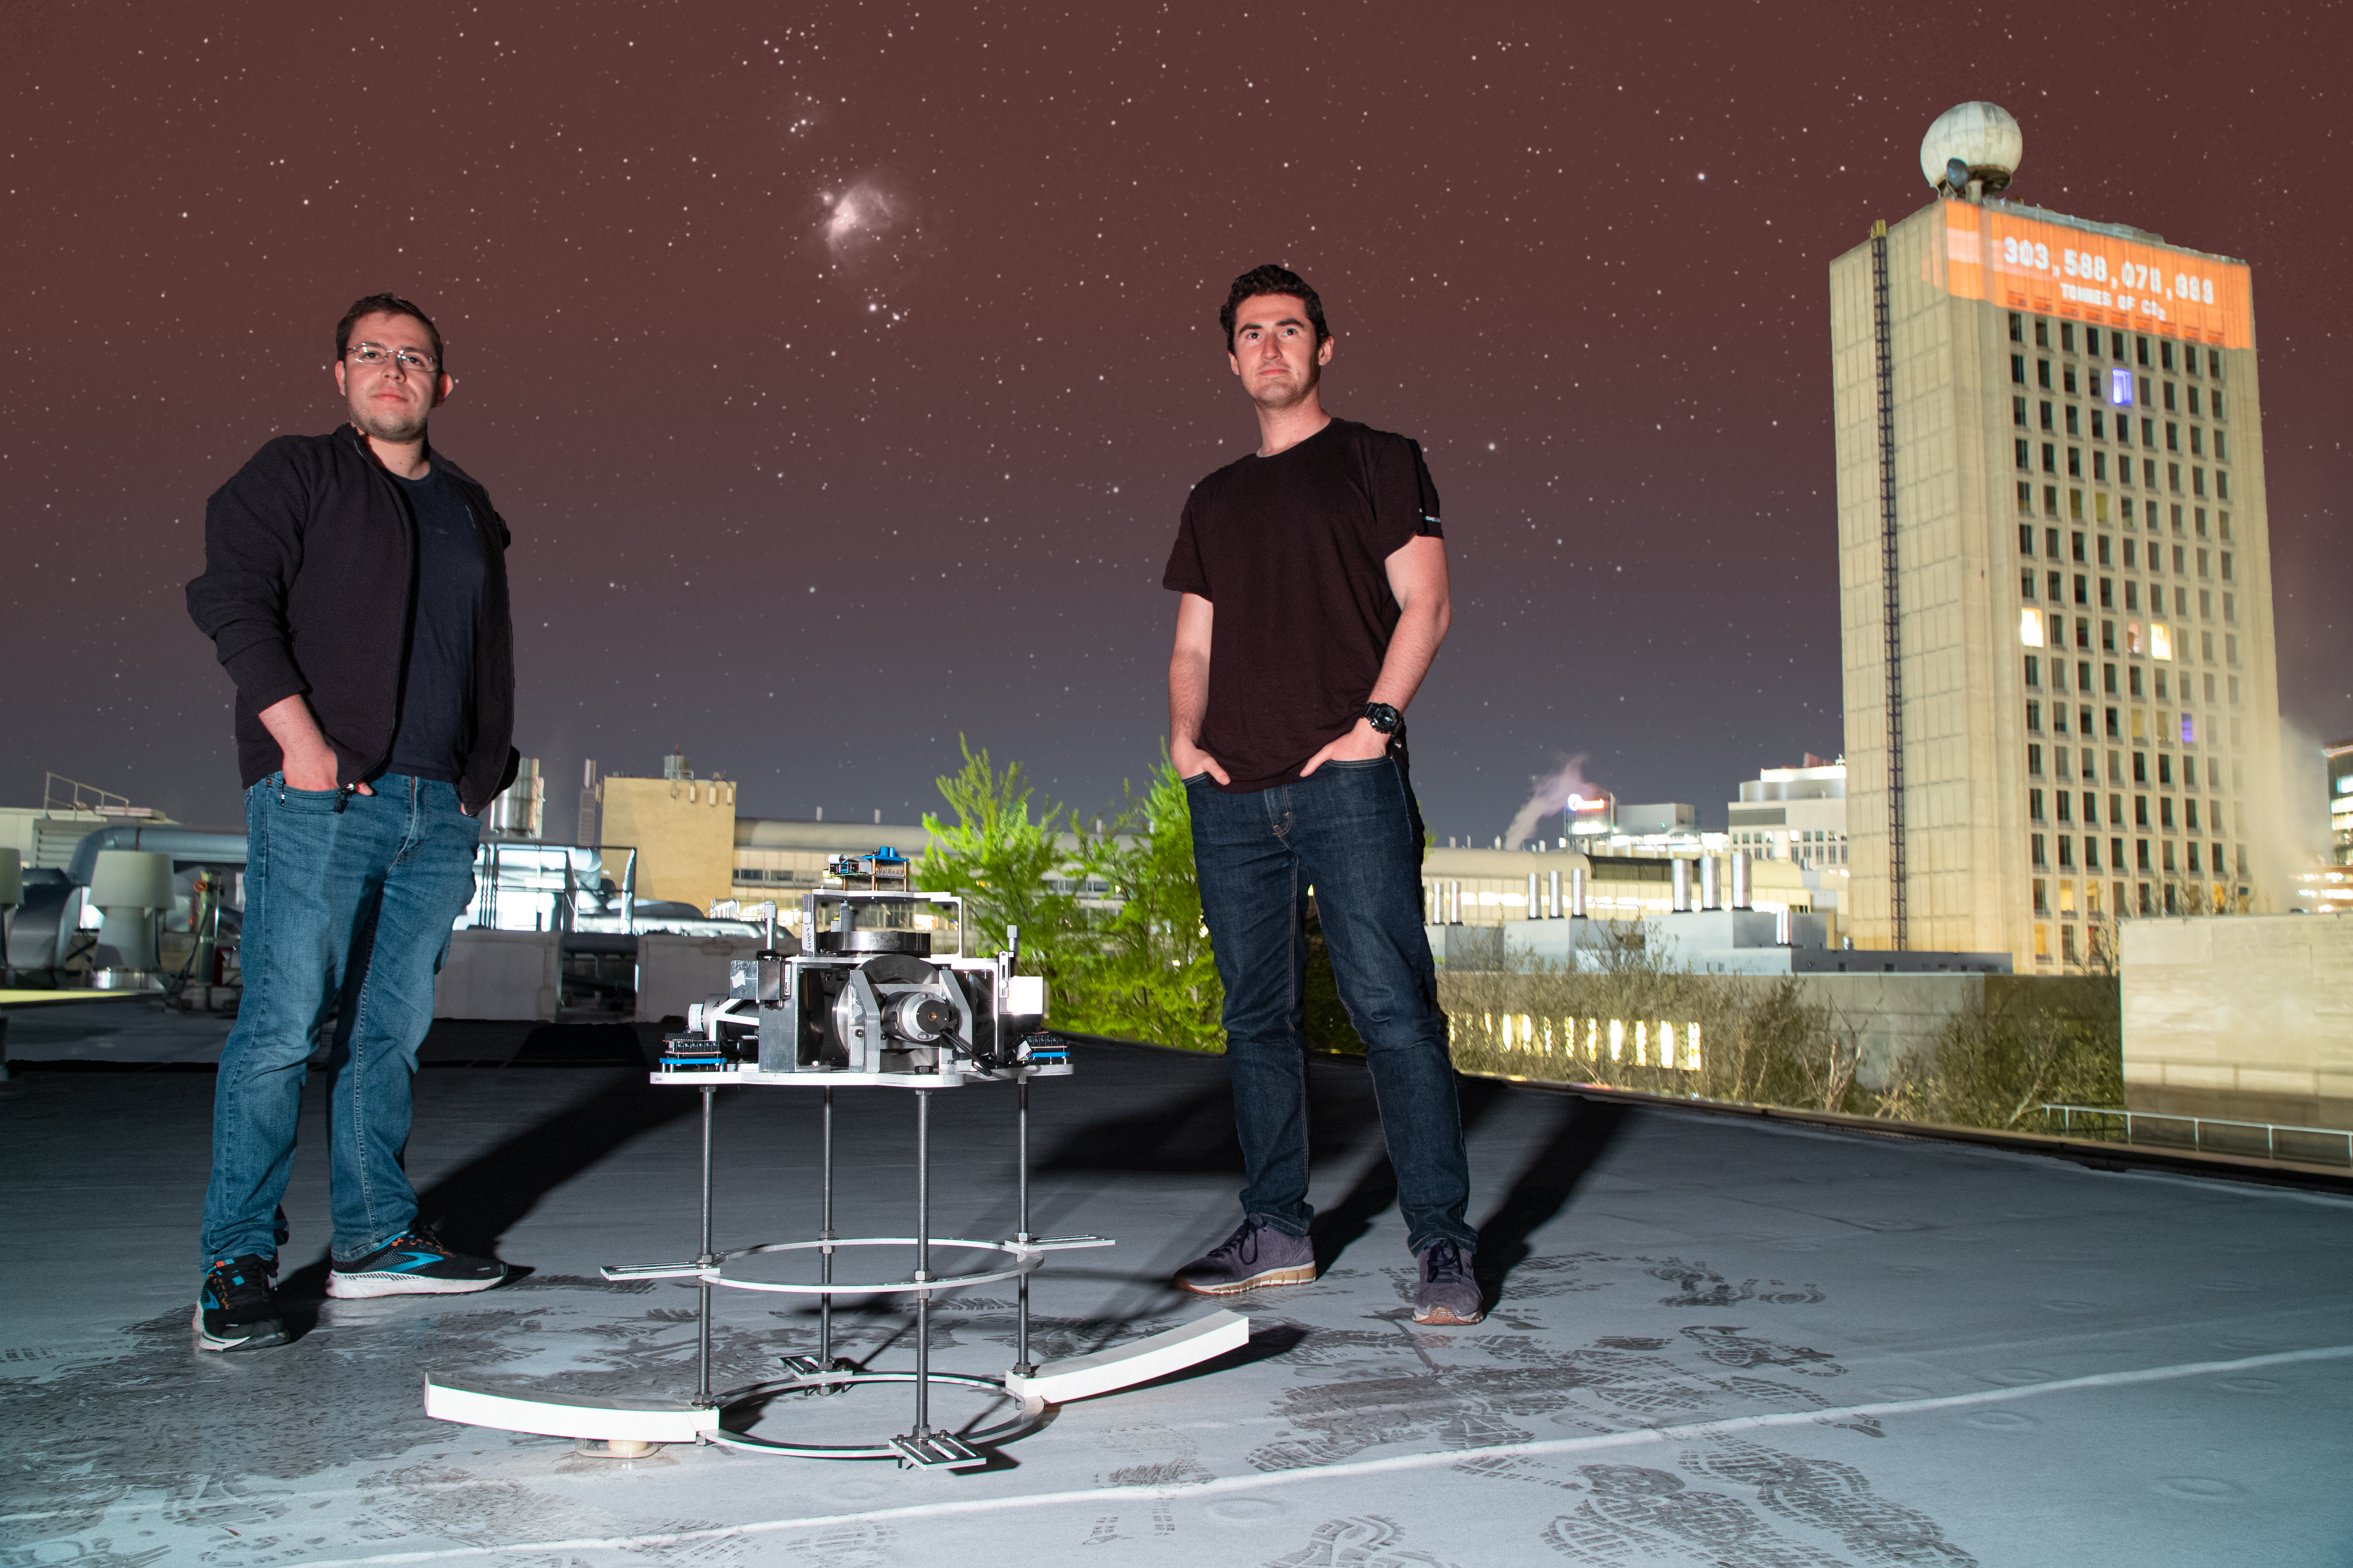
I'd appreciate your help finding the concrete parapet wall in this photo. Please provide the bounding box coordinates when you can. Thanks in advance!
[1437,956,2112,1092]
[2121,912,2353,1129]
[435,929,561,1021]
[1801,974,2110,1088]
[636,931,768,1025]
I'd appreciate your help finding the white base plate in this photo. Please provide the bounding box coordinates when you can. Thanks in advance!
[424,1373,718,1443]
[1005,1309,1250,1404]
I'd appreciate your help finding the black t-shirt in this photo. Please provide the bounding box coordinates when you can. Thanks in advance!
[383,464,486,783]
[1162,417,1442,793]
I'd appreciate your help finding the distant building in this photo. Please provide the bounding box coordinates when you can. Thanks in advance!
[1727,758,1848,912]
[2287,737,2353,915]
[593,752,740,914]
[732,816,936,907]
[2330,737,2353,866]
[1726,759,1848,868]
[1615,803,1696,838]
[1417,843,1823,934]
[1830,103,2286,971]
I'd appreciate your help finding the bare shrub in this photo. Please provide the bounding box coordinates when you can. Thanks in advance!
[1442,923,2122,1132]
[1925,986,2124,1130]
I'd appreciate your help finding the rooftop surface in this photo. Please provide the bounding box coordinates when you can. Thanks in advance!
[4,1009,2349,1566]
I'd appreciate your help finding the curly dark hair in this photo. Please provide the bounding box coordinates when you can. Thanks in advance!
[1219,264,1328,353]
[335,292,444,371]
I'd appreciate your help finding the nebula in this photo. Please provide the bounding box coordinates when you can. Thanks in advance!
[816,169,935,304]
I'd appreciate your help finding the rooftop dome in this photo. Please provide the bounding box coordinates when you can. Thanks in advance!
[1921,102,2021,194]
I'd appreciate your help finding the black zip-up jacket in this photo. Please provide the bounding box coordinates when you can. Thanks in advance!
[187,424,521,814]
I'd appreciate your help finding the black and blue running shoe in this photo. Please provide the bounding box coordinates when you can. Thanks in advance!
[195,1254,287,1351]
[327,1227,505,1298]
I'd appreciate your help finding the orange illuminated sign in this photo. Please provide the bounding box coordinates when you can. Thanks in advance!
[1938,201,2253,348]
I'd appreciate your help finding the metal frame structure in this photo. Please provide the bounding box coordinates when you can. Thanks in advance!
[600,1070,1106,1468]
[424,892,1249,1470]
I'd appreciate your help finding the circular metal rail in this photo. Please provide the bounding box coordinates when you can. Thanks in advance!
[682,1236,1046,1296]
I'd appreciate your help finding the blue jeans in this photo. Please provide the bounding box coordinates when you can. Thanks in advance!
[1187,754,1474,1254]
[200,775,481,1265]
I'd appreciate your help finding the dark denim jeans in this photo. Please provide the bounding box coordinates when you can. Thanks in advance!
[200,774,480,1265]
[1187,754,1474,1254]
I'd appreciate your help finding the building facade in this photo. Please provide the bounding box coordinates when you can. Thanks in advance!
[2330,738,2353,866]
[1830,195,2284,970]
[1727,761,1849,873]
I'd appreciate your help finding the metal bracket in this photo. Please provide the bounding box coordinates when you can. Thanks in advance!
[778,1354,857,1391]
[892,1430,987,1470]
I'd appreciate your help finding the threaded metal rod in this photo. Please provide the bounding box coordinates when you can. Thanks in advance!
[913,1087,932,1436]
[696,1085,715,1407]
[819,1086,835,1370]
[1016,1078,1032,1371]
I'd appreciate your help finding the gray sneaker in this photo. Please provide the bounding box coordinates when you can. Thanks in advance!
[1412,1239,1484,1325]
[1173,1217,1317,1295]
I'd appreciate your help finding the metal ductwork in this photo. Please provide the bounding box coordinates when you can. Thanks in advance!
[89,850,173,981]
[64,827,248,886]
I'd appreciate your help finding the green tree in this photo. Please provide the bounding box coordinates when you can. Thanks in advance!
[1069,759,1227,1052]
[914,738,1090,994]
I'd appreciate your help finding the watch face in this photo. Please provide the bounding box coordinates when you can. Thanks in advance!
[1365,704,1401,733]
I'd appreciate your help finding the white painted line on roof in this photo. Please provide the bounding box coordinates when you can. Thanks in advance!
[262,1341,2353,1566]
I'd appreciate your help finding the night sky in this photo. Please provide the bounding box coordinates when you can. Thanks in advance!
[6,2,2346,843]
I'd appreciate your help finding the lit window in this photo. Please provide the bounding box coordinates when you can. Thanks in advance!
[2149,622,2173,661]
[2020,609,2045,647]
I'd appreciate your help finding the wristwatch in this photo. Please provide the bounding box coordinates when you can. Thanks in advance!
[1362,702,1403,736]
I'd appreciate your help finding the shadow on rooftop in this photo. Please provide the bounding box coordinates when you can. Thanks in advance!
[1472,1092,1631,1299]
[278,1069,698,1315]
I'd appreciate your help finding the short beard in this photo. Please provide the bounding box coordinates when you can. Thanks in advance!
[351,404,429,445]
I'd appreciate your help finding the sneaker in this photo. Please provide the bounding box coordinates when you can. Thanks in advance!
[1173,1216,1317,1295]
[1412,1239,1484,1325]
[195,1254,287,1352]
[327,1228,506,1298]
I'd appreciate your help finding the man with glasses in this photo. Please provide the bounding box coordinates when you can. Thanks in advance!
[185,293,520,1350]
[1162,265,1480,1325]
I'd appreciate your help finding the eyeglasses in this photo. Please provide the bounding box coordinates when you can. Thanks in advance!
[345,342,439,373]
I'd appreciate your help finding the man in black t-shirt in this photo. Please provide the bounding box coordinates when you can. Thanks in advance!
[185,294,515,1351]
[1162,264,1481,1325]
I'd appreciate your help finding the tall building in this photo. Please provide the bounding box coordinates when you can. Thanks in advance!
[1830,103,2285,970]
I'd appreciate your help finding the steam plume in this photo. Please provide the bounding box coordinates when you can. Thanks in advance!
[1504,755,1600,851]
